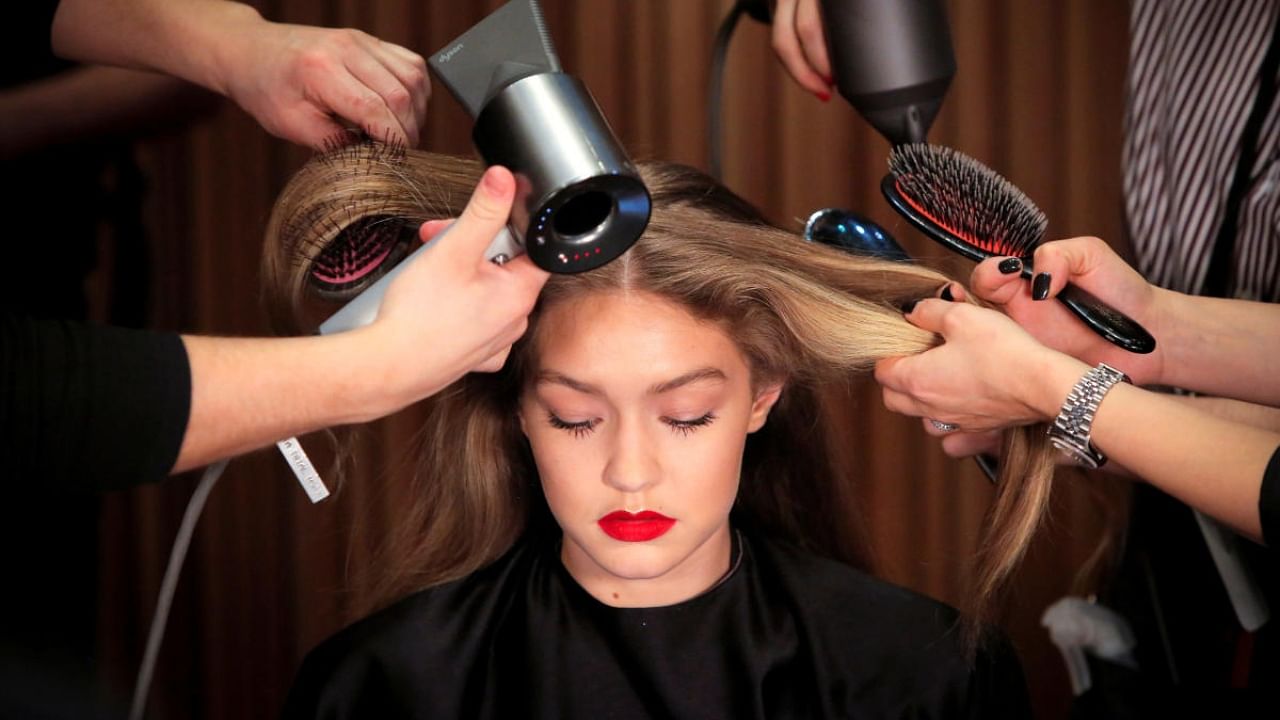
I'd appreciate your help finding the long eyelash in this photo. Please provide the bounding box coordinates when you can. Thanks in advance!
[665,412,717,436]
[547,412,597,438]
[546,412,718,438]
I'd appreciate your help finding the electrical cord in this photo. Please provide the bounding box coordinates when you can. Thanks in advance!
[128,459,228,720]
[707,1,750,180]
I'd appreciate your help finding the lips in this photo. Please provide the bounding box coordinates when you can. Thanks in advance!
[598,510,676,542]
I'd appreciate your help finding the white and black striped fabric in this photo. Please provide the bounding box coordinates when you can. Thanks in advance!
[1124,0,1280,301]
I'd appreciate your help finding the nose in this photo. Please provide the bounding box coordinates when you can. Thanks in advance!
[602,415,660,494]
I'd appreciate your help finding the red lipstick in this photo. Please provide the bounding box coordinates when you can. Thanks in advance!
[598,510,675,542]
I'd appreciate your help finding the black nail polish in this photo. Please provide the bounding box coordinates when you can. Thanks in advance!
[900,298,919,314]
[940,284,955,302]
[998,258,1022,275]
[1032,272,1052,301]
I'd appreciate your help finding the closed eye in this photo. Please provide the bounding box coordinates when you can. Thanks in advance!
[663,412,717,436]
[547,412,598,438]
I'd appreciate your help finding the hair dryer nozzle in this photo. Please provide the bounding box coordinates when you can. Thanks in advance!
[819,0,955,145]
[474,73,650,273]
[428,0,560,116]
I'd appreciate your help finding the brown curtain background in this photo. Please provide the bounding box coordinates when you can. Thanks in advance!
[95,1,1133,717]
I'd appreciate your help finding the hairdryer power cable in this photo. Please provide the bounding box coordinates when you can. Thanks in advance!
[128,459,227,720]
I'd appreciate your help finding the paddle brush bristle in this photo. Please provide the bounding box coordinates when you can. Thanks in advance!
[887,144,1047,259]
[309,215,415,297]
[881,143,1158,355]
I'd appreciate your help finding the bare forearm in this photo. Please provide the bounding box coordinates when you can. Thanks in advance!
[1095,394,1280,481]
[1156,289,1280,405]
[51,0,260,95]
[172,331,406,473]
[1029,355,1277,542]
[1169,394,1280,432]
[0,66,214,158]
[1096,387,1275,541]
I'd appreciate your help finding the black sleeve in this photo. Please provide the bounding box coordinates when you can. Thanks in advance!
[1260,445,1280,547]
[2,1,69,88]
[1,311,191,493]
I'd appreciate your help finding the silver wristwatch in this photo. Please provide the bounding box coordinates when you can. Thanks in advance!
[1046,363,1130,470]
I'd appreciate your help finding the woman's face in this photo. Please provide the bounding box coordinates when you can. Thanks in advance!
[519,290,781,608]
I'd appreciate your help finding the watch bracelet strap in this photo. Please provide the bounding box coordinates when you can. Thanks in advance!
[1048,362,1130,469]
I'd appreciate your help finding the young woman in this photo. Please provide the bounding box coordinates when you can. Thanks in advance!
[264,145,1050,718]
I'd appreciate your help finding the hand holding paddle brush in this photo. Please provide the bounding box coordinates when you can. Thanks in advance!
[804,208,1000,484]
[882,144,1156,354]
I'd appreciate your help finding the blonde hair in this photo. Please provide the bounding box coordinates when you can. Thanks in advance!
[263,143,1055,647]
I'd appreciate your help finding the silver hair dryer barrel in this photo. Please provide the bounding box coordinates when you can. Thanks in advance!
[431,0,650,273]
[474,73,650,273]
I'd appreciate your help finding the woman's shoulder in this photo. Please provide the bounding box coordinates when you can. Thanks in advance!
[754,535,963,631]
[316,541,531,654]
[750,535,1031,718]
[281,541,538,719]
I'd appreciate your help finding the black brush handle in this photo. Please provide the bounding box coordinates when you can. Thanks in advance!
[974,454,999,484]
[1021,265,1156,354]
[1057,284,1156,354]
[881,175,1157,354]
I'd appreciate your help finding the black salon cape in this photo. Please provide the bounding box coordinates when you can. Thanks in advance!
[284,531,1031,719]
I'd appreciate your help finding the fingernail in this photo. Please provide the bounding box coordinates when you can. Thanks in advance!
[481,167,506,197]
[940,283,955,302]
[816,90,831,102]
[900,298,919,314]
[1032,272,1052,301]
[998,257,1023,275]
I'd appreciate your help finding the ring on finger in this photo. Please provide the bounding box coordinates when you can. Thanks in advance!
[930,419,959,433]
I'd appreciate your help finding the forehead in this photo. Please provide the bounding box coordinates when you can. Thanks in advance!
[531,291,750,386]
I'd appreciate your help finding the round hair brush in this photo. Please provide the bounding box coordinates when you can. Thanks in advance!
[307,215,417,299]
[882,144,1155,354]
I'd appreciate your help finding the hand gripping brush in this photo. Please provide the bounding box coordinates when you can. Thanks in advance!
[882,144,1156,354]
[804,208,1000,484]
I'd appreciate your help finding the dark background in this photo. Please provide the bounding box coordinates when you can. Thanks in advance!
[84,1,1132,717]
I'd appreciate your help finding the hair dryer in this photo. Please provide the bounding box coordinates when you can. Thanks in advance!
[320,0,650,335]
[740,0,955,145]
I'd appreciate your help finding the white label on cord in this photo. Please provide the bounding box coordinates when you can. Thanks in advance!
[276,437,329,503]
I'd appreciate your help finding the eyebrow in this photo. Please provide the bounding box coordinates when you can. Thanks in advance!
[535,367,727,396]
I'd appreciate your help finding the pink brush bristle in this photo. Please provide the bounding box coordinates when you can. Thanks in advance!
[310,215,410,292]
[888,144,1047,258]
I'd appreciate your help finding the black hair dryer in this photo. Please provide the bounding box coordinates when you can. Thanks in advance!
[818,0,955,145]
[741,0,955,145]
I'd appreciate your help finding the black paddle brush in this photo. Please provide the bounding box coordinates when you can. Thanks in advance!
[882,144,1156,354]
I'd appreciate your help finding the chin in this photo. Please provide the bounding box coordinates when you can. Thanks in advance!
[592,543,685,581]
